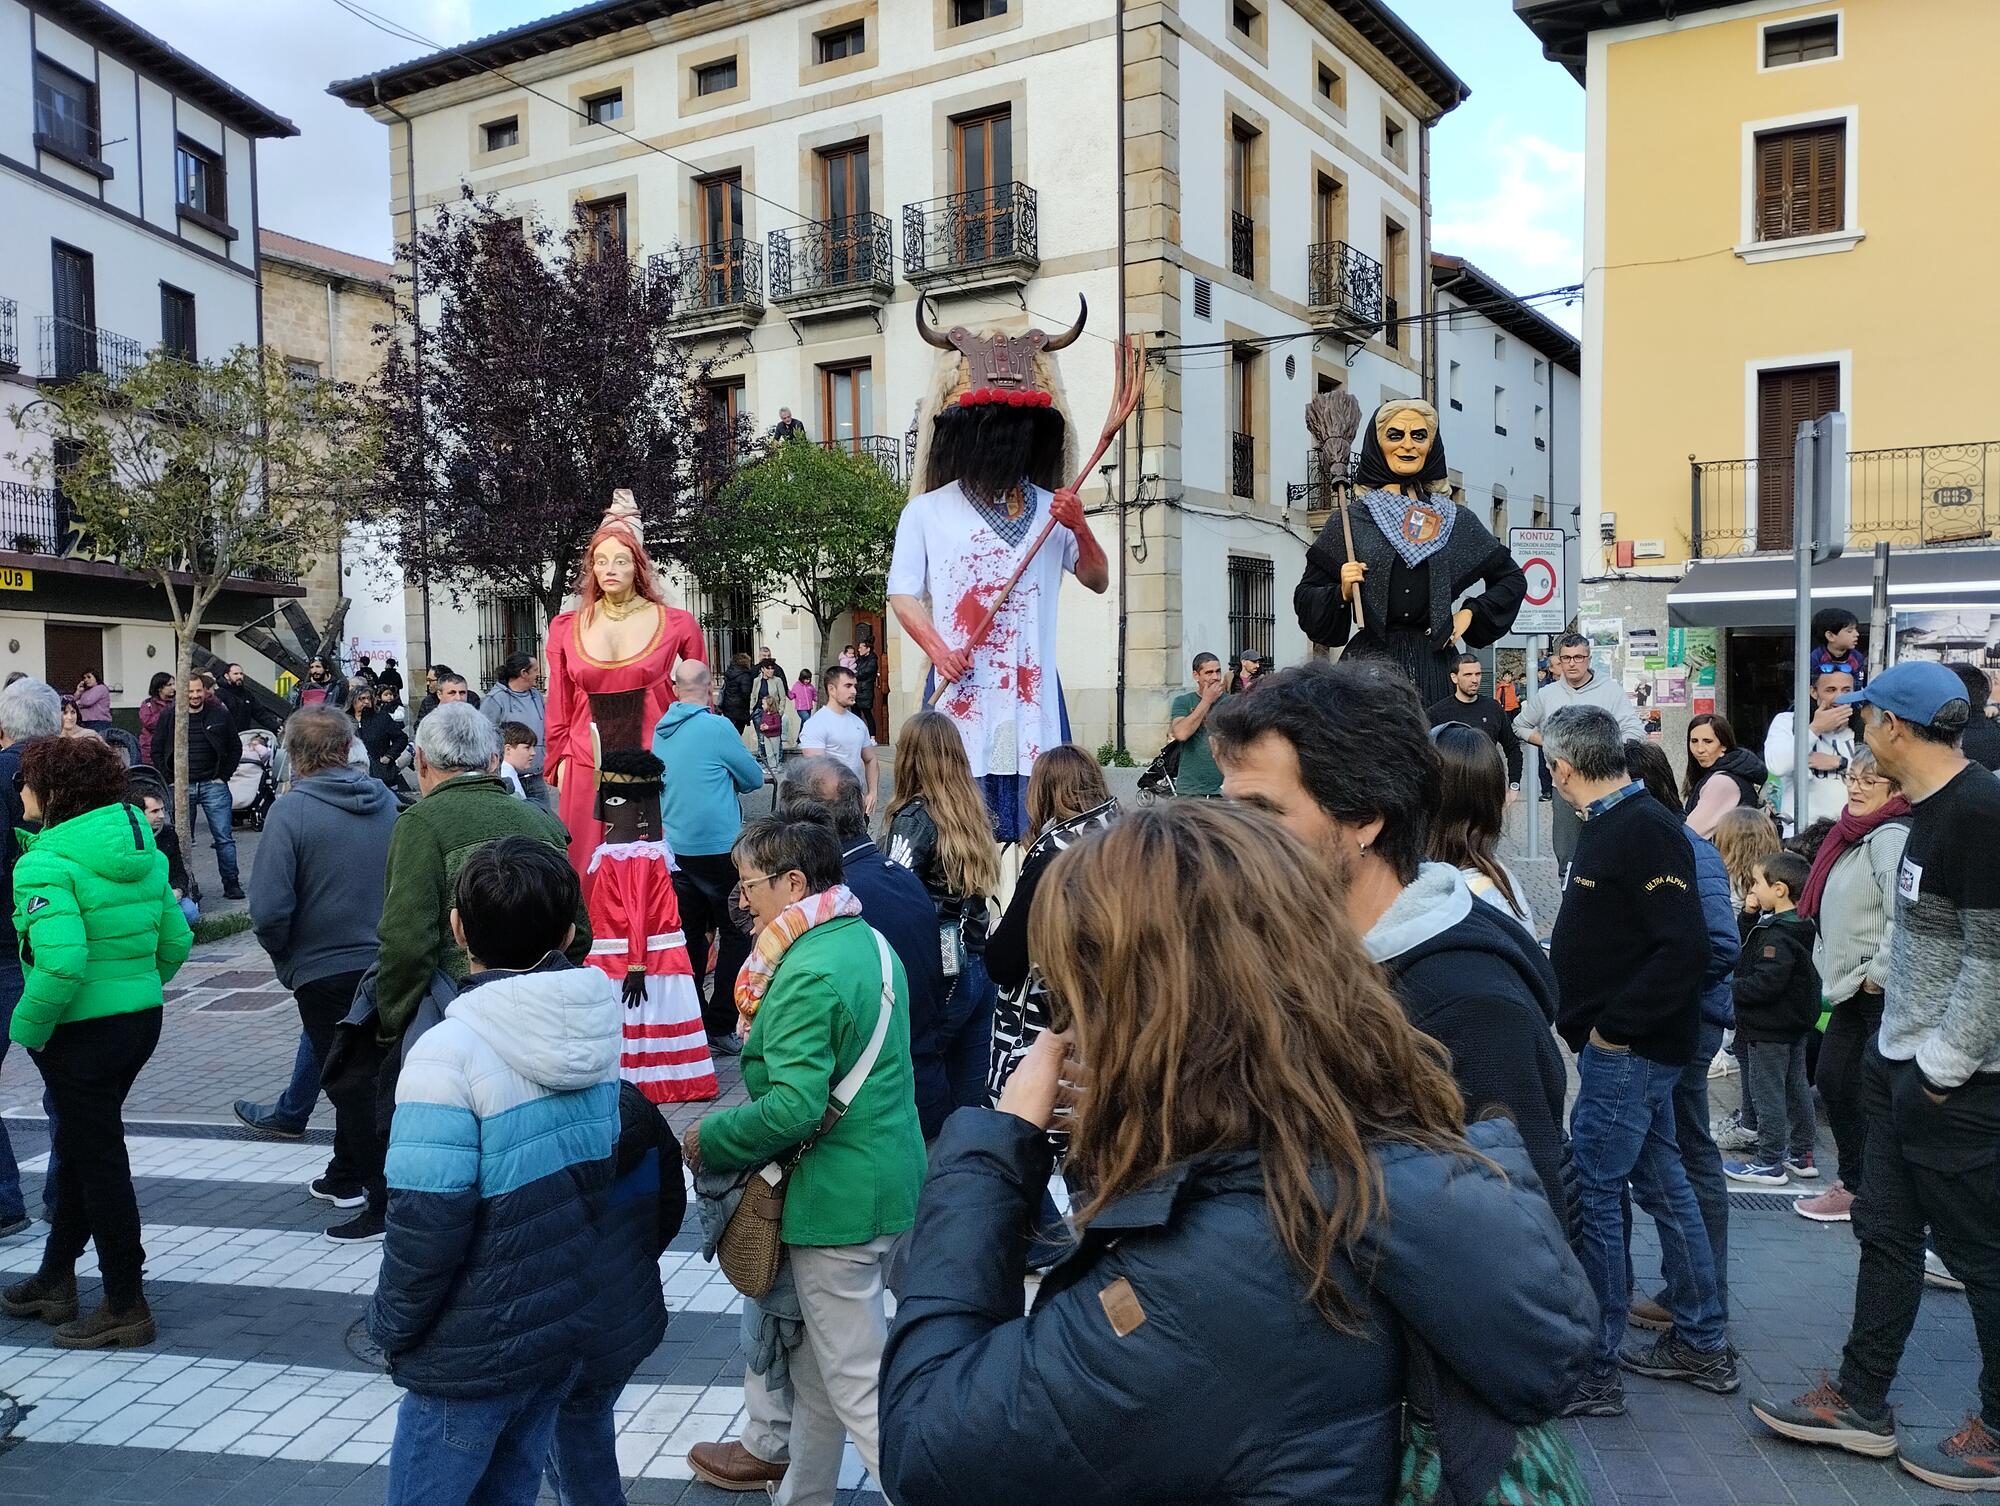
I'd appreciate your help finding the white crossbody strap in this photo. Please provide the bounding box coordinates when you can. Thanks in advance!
[830,929,896,1110]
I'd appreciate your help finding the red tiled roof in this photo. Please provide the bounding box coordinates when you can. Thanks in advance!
[259,231,394,288]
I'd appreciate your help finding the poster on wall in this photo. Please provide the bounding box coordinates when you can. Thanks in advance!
[1586,619,1623,678]
[348,635,406,672]
[1656,667,1689,709]
[1890,607,2000,668]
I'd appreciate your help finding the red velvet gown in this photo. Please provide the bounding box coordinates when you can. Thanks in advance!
[543,603,705,889]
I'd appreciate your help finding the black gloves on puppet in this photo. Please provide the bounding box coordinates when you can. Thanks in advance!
[1293,398,1526,703]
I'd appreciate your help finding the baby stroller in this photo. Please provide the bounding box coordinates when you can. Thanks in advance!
[228,732,277,830]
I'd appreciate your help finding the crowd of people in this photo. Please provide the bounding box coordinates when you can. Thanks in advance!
[0,606,1992,1504]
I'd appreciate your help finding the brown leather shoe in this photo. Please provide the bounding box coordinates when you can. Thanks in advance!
[688,1440,787,1491]
[1,1270,77,1324]
[1628,1295,1673,1332]
[52,1299,155,1350]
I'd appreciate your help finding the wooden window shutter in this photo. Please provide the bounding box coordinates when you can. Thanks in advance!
[1756,123,1844,241]
[1756,364,1840,549]
[1810,123,1844,233]
[1756,134,1787,240]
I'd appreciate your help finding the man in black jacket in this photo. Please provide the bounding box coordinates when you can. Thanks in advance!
[851,637,880,740]
[1208,662,1570,1222]
[155,674,246,900]
[1545,704,1732,1416]
[1427,652,1522,785]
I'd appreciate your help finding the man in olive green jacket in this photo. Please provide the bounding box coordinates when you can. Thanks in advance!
[687,817,924,1506]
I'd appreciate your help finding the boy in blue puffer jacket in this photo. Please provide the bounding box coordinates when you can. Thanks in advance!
[371,838,623,1506]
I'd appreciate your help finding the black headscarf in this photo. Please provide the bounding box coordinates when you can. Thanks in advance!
[1352,399,1450,494]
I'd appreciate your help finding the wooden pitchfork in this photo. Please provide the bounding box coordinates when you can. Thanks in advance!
[929,334,1148,703]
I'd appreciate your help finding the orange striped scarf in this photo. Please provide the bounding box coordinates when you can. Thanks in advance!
[734,884,863,1022]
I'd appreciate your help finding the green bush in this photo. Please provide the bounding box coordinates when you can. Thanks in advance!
[192,912,255,946]
[1095,742,1136,768]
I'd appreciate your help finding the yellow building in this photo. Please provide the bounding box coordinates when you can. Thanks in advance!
[1518,0,2000,733]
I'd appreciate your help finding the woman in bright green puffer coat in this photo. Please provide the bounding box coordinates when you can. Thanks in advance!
[0,737,192,1350]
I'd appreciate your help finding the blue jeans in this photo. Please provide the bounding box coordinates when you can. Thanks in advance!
[940,953,998,1112]
[271,1029,322,1130]
[545,1381,624,1506]
[388,1377,573,1506]
[1624,1021,1730,1321]
[1572,1042,1727,1369]
[187,779,239,889]
[0,956,23,1223]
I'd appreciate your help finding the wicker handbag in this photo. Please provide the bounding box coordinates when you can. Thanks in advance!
[718,930,896,1300]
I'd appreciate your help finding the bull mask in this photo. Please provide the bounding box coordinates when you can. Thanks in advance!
[917,297,1086,410]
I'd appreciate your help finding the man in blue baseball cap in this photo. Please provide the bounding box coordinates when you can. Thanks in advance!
[1752,659,2000,1489]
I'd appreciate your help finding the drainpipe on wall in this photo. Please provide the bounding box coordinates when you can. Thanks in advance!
[375,81,431,670]
[1419,119,1436,406]
[1114,0,1130,753]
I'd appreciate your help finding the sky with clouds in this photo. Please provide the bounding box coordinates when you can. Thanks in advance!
[111,0,1583,322]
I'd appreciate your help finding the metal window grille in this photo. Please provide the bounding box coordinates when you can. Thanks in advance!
[476,595,543,689]
[1227,556,1276,663]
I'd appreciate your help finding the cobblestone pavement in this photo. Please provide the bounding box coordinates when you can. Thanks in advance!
[0,784,1986,1503]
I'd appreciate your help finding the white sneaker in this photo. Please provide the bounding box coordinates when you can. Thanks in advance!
[1925,1249,1966,1292]
[1708,1050,1738,1079]
[1713,1120,1759,1153]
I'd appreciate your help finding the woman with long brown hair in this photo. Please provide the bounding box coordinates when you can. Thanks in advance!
[1428,722,1532,932]
[886,711,1001,1110]
[1683,712,1767,839]
[880,802,1594,1506]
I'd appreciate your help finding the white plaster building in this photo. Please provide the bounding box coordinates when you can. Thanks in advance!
[0,0,299,707]
[1431,252,1582,662]
[333,0,1467,747]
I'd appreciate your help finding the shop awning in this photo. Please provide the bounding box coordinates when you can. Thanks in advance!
[1667,548,2000,629]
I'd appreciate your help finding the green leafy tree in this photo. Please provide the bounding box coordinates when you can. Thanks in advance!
[9,346,373,825]
[693,439,904,673]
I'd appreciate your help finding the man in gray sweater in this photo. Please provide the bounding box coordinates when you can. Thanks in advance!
[481,652,548,809]
[1515,632,1645,870]
[237,706,401,1226]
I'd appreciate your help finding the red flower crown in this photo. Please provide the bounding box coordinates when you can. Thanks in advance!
[953,386,1054,410]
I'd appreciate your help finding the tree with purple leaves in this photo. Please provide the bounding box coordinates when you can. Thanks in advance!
[368,189,743,626]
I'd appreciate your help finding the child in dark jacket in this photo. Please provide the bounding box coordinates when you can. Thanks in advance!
[545,1081,687,1506]
[1724,851,1822,1187]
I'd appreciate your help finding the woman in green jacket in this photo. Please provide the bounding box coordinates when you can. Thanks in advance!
[1,737,192,1349]
[685,814,924,1506]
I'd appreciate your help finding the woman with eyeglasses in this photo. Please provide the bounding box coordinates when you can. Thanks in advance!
[683,816,925,1506]
[1790,747,1910,1224]
[0,737,192,1348]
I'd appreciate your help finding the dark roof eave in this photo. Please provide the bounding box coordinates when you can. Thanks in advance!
[328,0,696,107]
[1432,253,1581,371]
[1332,0,1470,118]
[38,0,298,137]
[1513,0,1746,83]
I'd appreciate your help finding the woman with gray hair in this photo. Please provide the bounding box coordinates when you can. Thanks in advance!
[237,707,401,1237]
[1791,745,1911,1224]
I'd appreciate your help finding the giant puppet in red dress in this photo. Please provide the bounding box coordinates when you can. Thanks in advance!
[544,492,706,889]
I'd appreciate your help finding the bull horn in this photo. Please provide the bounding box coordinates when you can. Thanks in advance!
[914,296,953,350]
[1041,295,1088,351]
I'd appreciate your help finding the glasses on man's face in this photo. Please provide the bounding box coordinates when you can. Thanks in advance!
[1558,652,1591,664]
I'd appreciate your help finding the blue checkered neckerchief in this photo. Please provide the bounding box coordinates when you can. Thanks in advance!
[969,485,1037,547]
[1359,487,1457,569]
[1583,781,1647,821]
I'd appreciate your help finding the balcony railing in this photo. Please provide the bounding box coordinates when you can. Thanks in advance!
[0,298,16,372]
[648,240,765,320]
[1691,441,2000,557]
[0,481,66,557]
[1307,240,1384,330]
[820,435,903,483]
[1285,451,1347,517]
[1231,212,1254,279]
[1231,431,1255,501]
[768,214,893,303]
[903,183,1038,282]
[37,316,142,383]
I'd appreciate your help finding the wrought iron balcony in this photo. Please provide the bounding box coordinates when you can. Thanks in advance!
[1231,431,1256,501]
[648,240,765,331]
[1231,212,1254,280]
[820,435,903,482]
[903,183,1038,289]
[1691,441,2000,557]
[0,298,16,373]
[768,215,893,311]
[1285,451,1346,520]
[1307,240,1384,331]
[0,481,65,557]
[38,316,142,383]
[33,99,111,178]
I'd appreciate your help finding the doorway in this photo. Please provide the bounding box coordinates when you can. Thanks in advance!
[44,622,105,698]
[851,611,888,742]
